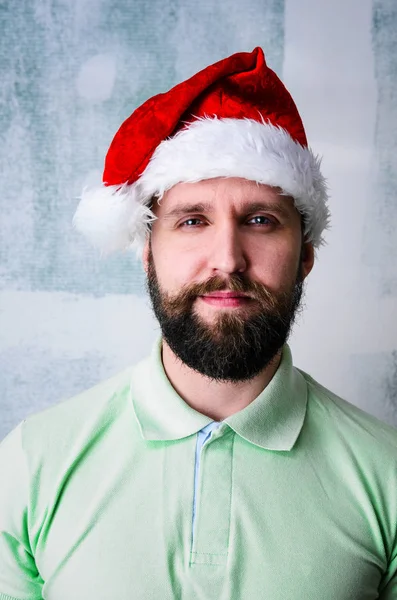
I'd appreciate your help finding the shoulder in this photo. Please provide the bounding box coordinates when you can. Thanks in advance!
[298,367,397,457]
[25,365,133,428]
[19,365,135,467]
[0,365,140,569]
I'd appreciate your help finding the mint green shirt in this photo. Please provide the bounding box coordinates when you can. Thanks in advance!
[1,338,397,599]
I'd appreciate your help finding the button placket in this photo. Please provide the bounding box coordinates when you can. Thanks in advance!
[190,428,234,566]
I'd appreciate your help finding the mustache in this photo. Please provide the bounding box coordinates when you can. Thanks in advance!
[163,274,280,312]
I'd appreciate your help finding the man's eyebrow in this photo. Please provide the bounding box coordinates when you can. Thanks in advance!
[162,201,291,220]
[242,202,291,218]
[162,203,213,220]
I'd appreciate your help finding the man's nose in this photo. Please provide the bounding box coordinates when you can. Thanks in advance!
[207,223,247,275]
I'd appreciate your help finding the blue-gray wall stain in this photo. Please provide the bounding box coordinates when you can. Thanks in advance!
[0,345,115,441]
[363,0,397,296]
[350,350,397,427]
[355,0,397,417]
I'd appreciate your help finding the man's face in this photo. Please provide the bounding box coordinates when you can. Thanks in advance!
[143,177,314,382]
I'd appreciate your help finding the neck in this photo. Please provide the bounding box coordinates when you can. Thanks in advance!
[160,339,282,421]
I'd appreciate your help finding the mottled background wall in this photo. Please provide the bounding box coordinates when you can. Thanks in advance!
[0,0,396,440]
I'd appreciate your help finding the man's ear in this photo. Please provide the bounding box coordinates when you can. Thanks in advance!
[142,236,150,274]
[301,241,315,280]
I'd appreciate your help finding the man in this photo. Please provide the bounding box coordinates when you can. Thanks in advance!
[1,48,397,600]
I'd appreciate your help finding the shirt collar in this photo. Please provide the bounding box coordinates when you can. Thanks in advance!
[130,336,307,451]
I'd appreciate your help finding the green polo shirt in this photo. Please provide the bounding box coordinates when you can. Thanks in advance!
[1,337,397,599]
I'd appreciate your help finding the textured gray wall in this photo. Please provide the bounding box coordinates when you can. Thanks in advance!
[283,0,397,426]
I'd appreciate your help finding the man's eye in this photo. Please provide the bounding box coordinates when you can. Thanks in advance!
[180,218,203,227]
[247,215,274,226]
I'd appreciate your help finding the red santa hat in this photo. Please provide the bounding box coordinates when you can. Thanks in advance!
[73,47,330,257]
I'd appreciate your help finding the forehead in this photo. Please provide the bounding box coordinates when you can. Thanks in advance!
[154,177,296,216]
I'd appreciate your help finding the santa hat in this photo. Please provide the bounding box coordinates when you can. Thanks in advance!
[73,47,330,257]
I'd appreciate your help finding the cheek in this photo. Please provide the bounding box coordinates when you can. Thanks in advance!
[151,241,203,291]
[248,243,299,288]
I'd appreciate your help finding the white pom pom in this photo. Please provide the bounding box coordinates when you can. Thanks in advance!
[73,182,155,258]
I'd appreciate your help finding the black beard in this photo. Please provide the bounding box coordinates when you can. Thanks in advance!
[146,245,305,383]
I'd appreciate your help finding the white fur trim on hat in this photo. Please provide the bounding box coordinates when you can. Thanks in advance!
[73,117,330,258]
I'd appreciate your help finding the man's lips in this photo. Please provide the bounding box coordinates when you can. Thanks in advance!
[198,291,254,307]
[200,291,251,298]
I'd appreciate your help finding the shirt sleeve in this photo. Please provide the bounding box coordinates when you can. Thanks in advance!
[378,544,397,598]
[0,422,43,600]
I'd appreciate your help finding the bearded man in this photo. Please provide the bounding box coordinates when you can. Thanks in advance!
[1,48,397,600]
